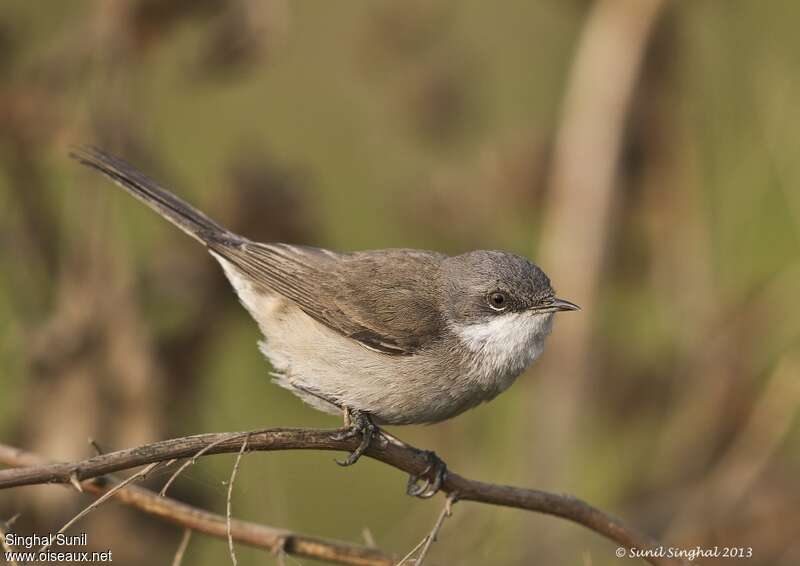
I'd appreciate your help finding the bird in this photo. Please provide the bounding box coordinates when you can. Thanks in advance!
[71,147,579,497]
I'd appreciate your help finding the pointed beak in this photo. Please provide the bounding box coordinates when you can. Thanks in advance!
[529,297,581,314]
[551,297,580,312]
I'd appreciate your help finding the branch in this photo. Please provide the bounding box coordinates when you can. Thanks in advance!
[0,428,688,566]
[414,493,457,566]
[0,443,392,566]
[226,435,249,566]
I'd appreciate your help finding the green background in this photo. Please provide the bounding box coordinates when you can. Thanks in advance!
[1,1,798,565]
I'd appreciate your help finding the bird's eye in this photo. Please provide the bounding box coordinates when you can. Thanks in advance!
[487,291,508,311]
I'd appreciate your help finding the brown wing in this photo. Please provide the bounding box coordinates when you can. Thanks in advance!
[69,148,446,353]
[210,242,447,355]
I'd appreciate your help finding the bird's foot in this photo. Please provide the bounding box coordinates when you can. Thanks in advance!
[332,409,378,467]
[406,450,447,499]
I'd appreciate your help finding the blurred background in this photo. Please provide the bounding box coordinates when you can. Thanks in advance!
[1,1,799,564]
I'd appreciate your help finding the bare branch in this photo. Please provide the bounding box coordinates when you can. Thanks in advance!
[0,428,688,566]
[0,443,392,566]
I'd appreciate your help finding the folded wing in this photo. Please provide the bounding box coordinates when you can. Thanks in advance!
[213,243,446,355]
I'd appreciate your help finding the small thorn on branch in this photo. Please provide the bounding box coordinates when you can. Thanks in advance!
[88,438,104,455]
[69,471,84,493]
[362,526,376,548]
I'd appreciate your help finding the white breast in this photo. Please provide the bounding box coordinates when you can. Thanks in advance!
[453,312,554,393]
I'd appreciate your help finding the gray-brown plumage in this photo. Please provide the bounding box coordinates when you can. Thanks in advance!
[71,147,578,430]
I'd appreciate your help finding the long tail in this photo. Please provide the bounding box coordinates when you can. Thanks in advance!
[70,146,241,246]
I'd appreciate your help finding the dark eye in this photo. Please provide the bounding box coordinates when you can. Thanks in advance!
[487,291,508,311]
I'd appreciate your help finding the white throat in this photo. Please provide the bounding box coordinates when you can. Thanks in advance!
[453,312,554,391]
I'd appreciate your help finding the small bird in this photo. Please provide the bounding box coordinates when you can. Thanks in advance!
[72,147,579,497]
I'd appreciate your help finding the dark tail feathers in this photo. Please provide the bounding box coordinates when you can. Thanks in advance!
[71,146,240,246]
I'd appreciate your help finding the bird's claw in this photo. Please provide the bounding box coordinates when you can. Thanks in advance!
[332,410,378,467]
[331,411,445,497]
[406,450,447,499]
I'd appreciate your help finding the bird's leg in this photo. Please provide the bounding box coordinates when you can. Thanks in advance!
[406,450,448,499]
[331,408,379,467]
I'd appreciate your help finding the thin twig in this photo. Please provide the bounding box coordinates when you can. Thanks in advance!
[415,494,457,566]
[2,513,21,532]
[227,435,249,566]
[394,538,427,566]
[38,461,163,554]
[0,515,21,566]
[172,529,193,566]
[0,428,688,566]
[161,433,248,497]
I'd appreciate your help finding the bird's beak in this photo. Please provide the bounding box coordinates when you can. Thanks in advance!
[529,297,581,314]
[551,297,580,312]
